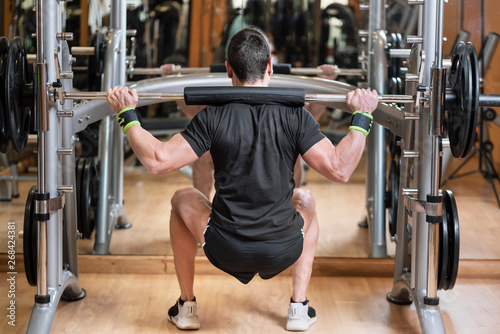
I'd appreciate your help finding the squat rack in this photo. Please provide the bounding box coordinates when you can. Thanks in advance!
[22,0,478,333]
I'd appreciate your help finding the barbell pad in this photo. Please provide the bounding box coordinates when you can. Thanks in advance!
[273,64,292,74]
[209,63,227,73]
[184,86,306,107]
[116,108,141,134]
[349,110,373,137]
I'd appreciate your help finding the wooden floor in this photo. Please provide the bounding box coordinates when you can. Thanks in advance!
[1,272,500,333]
[1,152,500,333]
[1,152,499,259]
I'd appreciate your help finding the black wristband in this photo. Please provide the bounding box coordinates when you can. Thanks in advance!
[116,108,141,134]
[349,110,373,136]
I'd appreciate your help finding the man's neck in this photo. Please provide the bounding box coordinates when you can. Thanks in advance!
[232,78,270,87]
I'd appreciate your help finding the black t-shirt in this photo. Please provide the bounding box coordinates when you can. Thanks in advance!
[181,102,325,240]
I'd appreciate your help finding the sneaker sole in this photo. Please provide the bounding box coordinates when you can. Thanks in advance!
[168,315,200,330]
[286,317,317,331]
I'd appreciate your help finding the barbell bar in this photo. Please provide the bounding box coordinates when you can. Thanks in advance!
[63,90,414,104]
[125,66,367,77]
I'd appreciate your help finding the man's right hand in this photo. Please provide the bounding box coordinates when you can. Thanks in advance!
[346,89,379,114]
[160,64,181,76]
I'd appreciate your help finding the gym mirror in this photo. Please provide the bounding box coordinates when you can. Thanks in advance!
[0,0,498,263]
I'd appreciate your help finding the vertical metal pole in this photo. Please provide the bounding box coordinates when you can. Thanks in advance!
[35,0,49,302]
[111,0,126,207]
[60,41,79,277]
[94,0,130,254]
[425,0,445,304]
[413,0,437,293]
[366,0,387,258]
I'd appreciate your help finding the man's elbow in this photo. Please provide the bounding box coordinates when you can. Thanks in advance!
[335,171,351,183]
[144,157,169,175]
[147,164,163,175]
[326,165,351,183]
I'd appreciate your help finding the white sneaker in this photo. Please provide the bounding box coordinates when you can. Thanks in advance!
[168,298,201,330]
[286,299,317,331]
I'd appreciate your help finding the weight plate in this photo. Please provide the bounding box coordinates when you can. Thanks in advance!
[387,160,400,237]
[5,37,30,153]
[447,42,478,158]
[443,189,460,290]
[23,186,37,286]
[0,37,10,152]
[87,30,105,91]
[80,158,98,239]
[437,193,449,290]
[387,33,402,79]
[462,43,479,158]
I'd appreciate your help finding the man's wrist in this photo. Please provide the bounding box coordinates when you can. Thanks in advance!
[117,108,141,134]
[349,110,373,137]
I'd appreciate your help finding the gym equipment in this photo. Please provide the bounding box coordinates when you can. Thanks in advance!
[446,42,479,158]
[126,63,367,77]
[6,38,500,161]
[4,37,33,153]
[76,157,99,239]
[443,33,500,208]
[387,160,399,237]
[25,1,87,332]
[437,189,459,291]
[0,37,9,152]
[387,32,405,79]
[23,185,38,286]
[65,89,415,103]
[87,29,106,91]
[20,0,499,332]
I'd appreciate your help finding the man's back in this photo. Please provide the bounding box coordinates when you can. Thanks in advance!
[181,102,325,240]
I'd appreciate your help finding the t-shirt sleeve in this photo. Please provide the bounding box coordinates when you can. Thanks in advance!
[180,108,211,157]
[297,108,326,155]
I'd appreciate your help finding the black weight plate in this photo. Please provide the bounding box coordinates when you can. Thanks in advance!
[437,195,449,290]
[443,189,460,290]
[87,31,105,91]
[75,158,85,237]
[396,76,403,95]
[388,160,399,237]
[23,186,37,286]
[80,158,98,239]
[447,42,474,158]
[461,43,479,158]
[5,37,30,153]
[0,37,10,152]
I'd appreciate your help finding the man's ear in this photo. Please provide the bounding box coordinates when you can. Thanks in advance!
[225,61,233,78]
[267,58,273,76]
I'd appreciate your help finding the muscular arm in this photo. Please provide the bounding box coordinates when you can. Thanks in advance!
[107,86,199,175]
[126,126,199,175]
[302,88,378,183]
[302,131,366,183]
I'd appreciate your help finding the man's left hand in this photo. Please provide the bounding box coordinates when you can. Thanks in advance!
[107,86,139,113]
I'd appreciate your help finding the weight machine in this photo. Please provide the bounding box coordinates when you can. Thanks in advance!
[1,0,499,332]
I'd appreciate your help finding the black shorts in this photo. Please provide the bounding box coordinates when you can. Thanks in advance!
[202,222,304,284]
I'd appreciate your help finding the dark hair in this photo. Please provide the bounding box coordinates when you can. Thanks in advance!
[227,28,271,84]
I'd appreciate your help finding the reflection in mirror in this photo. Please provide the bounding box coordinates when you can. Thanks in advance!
[0,0,499,262]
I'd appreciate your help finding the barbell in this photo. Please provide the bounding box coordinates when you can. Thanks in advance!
[125,64,367,77]
[2,36,500,158]
[63,90,414,104]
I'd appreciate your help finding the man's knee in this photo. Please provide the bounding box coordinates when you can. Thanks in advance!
[293,188,316,213]
[171,187,198,209]
[171,187,211,213]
